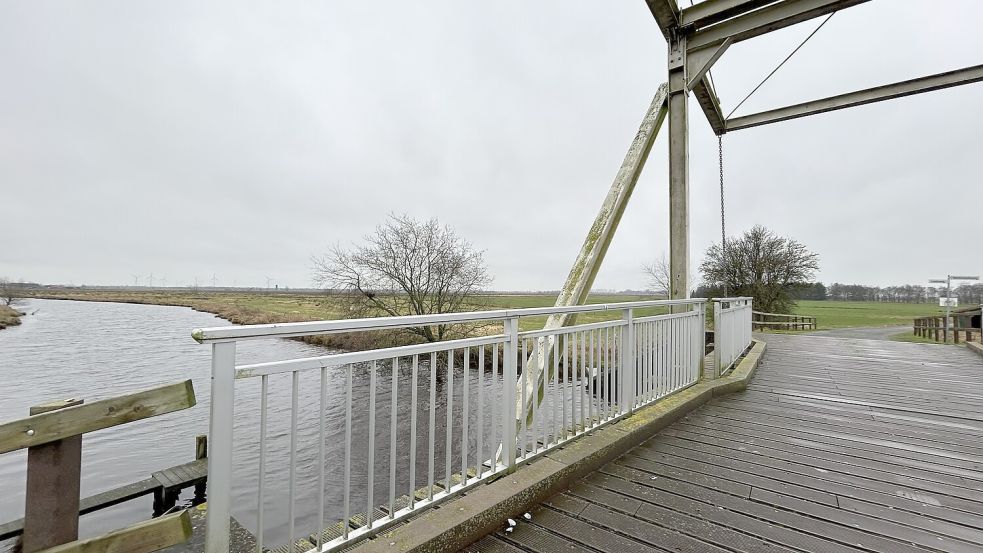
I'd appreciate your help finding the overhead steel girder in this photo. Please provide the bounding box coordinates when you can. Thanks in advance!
[725,64,983,132]
[680,0,782,31]
[644,0,680,40]
[687,0,870,52]
[692,78,727,135]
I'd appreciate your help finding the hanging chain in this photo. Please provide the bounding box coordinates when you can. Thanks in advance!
[719,135,728,297]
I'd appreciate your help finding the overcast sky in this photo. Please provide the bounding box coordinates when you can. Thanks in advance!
[2,1,981,291]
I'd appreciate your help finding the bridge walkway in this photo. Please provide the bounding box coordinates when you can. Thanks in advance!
[464,333,983,553]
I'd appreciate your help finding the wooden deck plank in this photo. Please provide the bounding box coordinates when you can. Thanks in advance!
[461,334,983,552]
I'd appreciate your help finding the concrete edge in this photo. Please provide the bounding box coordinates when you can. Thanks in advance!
[350,339,767,553]
[967,341,983,358]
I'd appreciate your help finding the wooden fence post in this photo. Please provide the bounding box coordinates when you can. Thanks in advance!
[194,435,208,503]
[22,398,84,553]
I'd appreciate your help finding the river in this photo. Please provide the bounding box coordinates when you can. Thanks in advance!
[0,298,507,550]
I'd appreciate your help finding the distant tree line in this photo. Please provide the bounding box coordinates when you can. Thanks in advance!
[786,282,983,304]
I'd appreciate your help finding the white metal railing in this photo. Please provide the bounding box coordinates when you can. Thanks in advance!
[713,297,753,376]
[194,298,706,553]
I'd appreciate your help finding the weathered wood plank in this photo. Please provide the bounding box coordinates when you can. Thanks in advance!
[470,334,983,553]
[37,510,191,553]
[0,479,160,541]
[0,381,196,454]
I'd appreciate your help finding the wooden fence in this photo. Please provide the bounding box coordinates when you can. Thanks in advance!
[914,316,981,344]
[0,381,197,553]
[752,311,817,331]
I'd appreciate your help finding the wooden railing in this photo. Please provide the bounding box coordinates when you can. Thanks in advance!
[914,316,981,344]
[0,381,197,553]
[752,311,817,331]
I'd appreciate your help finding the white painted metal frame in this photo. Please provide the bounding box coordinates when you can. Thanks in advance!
[196,298,706,553]
[713,297,753,376]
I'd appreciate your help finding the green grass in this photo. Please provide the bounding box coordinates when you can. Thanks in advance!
[888,331,951,345]
[792,300,944,330]
[474,294,668,331]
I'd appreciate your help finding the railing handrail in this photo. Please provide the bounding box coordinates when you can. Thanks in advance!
[192,298,705,343]
[712,296,753,303]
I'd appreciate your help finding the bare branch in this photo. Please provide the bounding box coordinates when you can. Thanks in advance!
[312,214,492,342]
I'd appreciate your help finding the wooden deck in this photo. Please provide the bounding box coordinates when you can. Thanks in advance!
[465,333,983,553]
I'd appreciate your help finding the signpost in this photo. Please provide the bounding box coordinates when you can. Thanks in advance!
[929,275,980,342]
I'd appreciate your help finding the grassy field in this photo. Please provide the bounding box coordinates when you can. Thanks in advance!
[19,289,670,345]
[19,289,950,345]
[792,300,944,330]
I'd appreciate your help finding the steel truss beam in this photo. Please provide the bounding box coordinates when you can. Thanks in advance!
[680,0,782,31]
[725,64,983,132]
[687,0,870,52]
[644,0,680,39]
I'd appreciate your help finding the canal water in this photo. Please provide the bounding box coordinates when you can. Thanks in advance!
[0,299,510,550]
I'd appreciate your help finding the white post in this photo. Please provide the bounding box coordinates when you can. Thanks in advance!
[205,341,236,553]
[621,308,635,414]
[711,301,721,379]
[501,318,518,471]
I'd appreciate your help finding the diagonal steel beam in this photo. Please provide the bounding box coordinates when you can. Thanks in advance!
[681,0,782,31]
[514,84,669,426]
[692,77,726,135]
[687,0,870,52]
[725,64,983,132]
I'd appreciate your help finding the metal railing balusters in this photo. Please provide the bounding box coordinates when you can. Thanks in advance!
[427,352,436,501]
[502,318,518,469]
[389,357,398,518]
[367,361,377,530]
[197,299,717,553]
[256,375,267,553]
[317,367,327,547]
[343,365,352,540]
[587,329,594,428]
[409,355,418,509]
[288,371,298,552]
[476,346,484,479]
[461,348,469,485]
[490,344,498,473]
[445,350,453,492]
[551,335,559,445]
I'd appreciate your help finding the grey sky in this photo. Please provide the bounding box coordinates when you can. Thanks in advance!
[2,1,981,291]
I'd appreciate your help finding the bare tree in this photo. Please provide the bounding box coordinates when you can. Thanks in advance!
[0,278,19,306]
[641,255,671,297]
[700,225,819,313]
[312,214,491,343]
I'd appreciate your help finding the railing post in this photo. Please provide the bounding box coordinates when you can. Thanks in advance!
[699,301,706,379]
[501,317,518,471]
[711,300,721,380]
[205,341,236,553]
[22,398,84,553]
[621,308,635,414]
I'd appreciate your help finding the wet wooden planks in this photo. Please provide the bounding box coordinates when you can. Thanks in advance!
[465,334,983,552]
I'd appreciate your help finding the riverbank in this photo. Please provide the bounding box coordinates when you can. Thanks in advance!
[0,305,22,329]
[21,289,663,349]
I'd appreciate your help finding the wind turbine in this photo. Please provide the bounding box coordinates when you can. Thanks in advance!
[132,274,140,287]
[147,272,155,287]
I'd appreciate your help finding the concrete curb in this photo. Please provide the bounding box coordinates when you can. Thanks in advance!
[967,341,983,358]
[350,339,767,553]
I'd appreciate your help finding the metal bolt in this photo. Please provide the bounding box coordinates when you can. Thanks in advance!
[26,429,35,436]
